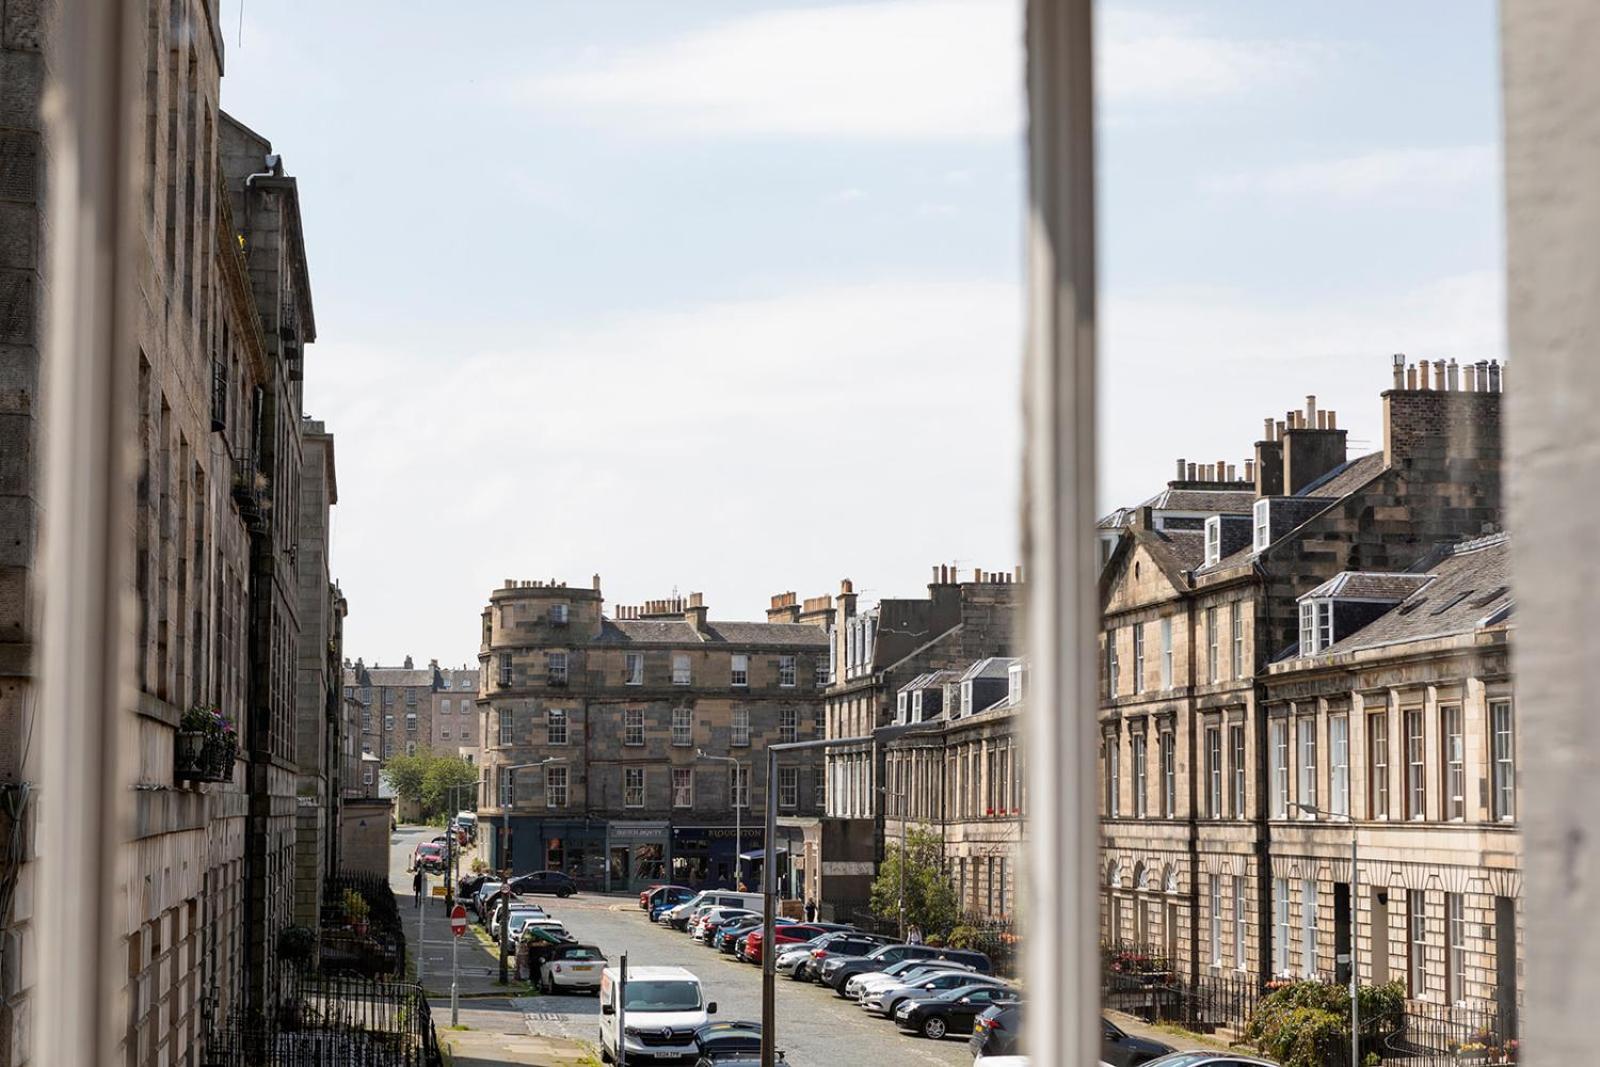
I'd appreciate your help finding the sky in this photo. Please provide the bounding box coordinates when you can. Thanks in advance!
[215,1,1503,667]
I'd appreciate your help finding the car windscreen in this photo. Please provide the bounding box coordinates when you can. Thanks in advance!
[623,980,702,1012]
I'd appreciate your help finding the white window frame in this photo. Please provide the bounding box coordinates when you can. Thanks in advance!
[363,766,373,785]
[1233,874,1247,970]
[1270,719,1289,819]
[1297,717,1318,814]
[1160,617,1173,689]
[1206,606,1219,681]
[1231,605,1245,677]
[499,766,515,808]
[497,709,513,747]
[624,767,645,808]
[498,653,512,686]
[624,707,645,747]
[1301,878,1317,977]
[625,652,644,686]
[546,765,568,808]
[672,767,692,809]
[671,707,692,747]
[1159,728,1175,817]
[550,602,569,624]
[1370,711,1390,819]
[1329,714,1349,817]
[1447,892,1467,1005]
[1205,726,1222,819]
[1104,735,1120,818]
[1204,515,1222,566]
[1273,877,1291,976]
[1408,889,1427,998]
[672,653,691,686]
[730,653,749,687]
[547,650,568,683]
[1132,624,1145,694]
[779,707,797,744]
[1130,733,1146,819]
[1490,699,1515,821]
[732,708,750,747]
[779,767,799,809]
[547,707,567,745]
[1106,629,1120,696]
[1299,600,1316,654]
[1209,874,1222,965]
[1230,723,1247,817]
[778,655,796,688]
[730,764,749,809]
[1253,499,1271,552]
[1405,709,1426,820]
[1442,704,1466,821]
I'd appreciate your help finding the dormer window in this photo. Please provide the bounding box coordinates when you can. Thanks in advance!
[1204,516,1222,566]
[1008,662,1025,704]
[960,680,974,716]
[1298,598,1334,654]
[912,690,925,721]
[896,691,909,722]
[1253,499,1271,552]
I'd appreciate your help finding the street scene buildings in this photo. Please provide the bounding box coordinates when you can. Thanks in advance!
[475,578,831,892]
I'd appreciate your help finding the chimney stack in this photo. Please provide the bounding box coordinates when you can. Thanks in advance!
[685,592,710,633]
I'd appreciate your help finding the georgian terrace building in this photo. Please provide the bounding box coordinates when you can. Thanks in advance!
[1099,360,1505,992]
[1259,533,1519,1026]
[476,578,831,893]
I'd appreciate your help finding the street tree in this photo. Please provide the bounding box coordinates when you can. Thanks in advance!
[869,827,961,937]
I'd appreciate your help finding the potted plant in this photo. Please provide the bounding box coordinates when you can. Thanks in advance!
[177,704,236,781]
[343,887,371,935]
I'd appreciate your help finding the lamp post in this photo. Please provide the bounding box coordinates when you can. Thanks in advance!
[758,736,873,1067]
[697,750,743,887]
[1293,801,1358,1067]
[497,757,565,985]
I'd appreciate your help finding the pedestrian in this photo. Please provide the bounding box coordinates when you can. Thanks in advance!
[413,866,424,908]
[907,923,923,945]
[804,898,816,923]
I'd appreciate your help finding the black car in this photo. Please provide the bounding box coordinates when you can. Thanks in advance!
[892,983,1019,1040]
[969,1002,1022,1056]
[508,870,577,898]
[694,1021,761,1058]
[1101,1016,1176,1066]
[822,943,992,993]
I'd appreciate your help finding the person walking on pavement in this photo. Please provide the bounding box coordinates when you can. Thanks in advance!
[804,898,817,923]
[907,923,924,945]
[413,865,424,908]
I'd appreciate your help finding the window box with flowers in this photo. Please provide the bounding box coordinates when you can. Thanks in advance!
[175,704,238,783]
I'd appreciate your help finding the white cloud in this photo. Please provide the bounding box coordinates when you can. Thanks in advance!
[310,281,1023,662]
[505,2,1314,141]
[1098,270,1506,509]
[1206,145,1498,199]
[825,187,868,205]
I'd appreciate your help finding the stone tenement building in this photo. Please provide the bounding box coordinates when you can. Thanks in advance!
[811,567,1022,916]
[1097,358,1509,1017]
[476,578,830,893]
[344,657,477,765]
[1261,533,1518,1025]
[0,3,334,1064]
[883,658,1026,925]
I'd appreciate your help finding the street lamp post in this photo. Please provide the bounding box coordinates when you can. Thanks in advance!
[1294,801,1358,1067]
[757,736,873,1067]
[497,757,565,985]
[696,750,742,887]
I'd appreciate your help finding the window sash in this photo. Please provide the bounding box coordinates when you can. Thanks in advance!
[779,707,797,744]
[1369,712,1390,818]
[1270,720,1289,819]
[1233,875,1247,969]
[625,653,644,686]
[671,708,692,747]
[1130,735,1146,818]
[1297,718,1318,813]
[1329,715,1349,817]
[548,651,567,682]
[779,767,799,808]
[1273,878,1291,975]
[730,765,749,809]
[672,654,691,685]
[1205,727,1222,819]
[1105,737,1120,818]
[1160,618,1173,688]
[497,709,513,746]
[1206,607,1219,681]
[778,655,796,687]
[500,768,515,808]
[1231,605,1245,676]
[1159,730,1175,817]
[1490,700,1515,821]
[1405,710,1426,819]
[1447,892,1467,1004]
[672,768,692,809]
[1209,875,1222,964]
[1132,626,1145,693]
[624,708,645,746]
[731,709,750,747]
[731,654,749,686]
[1301,879,1317,977]
[1299,601,1315,654]
[1441,705,1465,820]
[1408,890,1427,997]
[1107,631,1120,696]
[624,768,645,808]
[546,767,567,808]
[547,709,567,745]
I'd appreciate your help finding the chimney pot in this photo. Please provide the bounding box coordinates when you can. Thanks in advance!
[1245,458,1256,481]
[975,568,986,582]
[1014,564,1024,582]
[1393,353,1406,389]
[1328,410,1337,430]
[1446,359,1460,392]
[1275,420,1286,439]
[1488,359,1501,392]
[1306,394,1317,423]
[1419,359,1432,389]
[1226,463,1236,481]
[1187,462,1198,480]
[1406,365,1418,390]
[1435,360,1447,391]
[1316,410,1327,430]
[1263,418,1274,441]
[1177,458,1187,479]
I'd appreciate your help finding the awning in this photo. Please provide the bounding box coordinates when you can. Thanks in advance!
[737,848,789,862]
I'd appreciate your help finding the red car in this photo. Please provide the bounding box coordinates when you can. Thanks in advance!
[640,883,691,910]
[742,923,828,964]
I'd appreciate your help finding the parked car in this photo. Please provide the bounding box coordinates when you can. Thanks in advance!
[641,883,691,909]
[716,915,795,955]
[820,943,992,993]
[411,842,446,873]
[848,958,974,999]
[793,932,897,982]
[741,923,831,964]
[506,913,568,944]
[598,965,717,1064]
[970,1002,1023,1057]
[869,971,1011,1018]
[694,908,758,943]
[1100,1017,1175,1066]
[692,1020,762,1061]
[1139,1056,1279,1067]
[537,943,607,995]
[472,880,504,921]
[892,983,1020,1040]
[490,900,548,940]
[507,870,577,898]
[649,886,697,920]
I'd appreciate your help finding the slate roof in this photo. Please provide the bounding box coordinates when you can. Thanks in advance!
[1301,572,1435,601]
[1098,508,1134,531]
[958,657,1020,683]
[595,619,828,648]
[360,668,435,688]
[1297,451,1385,500]
[1151,528,1208,572]
[1139,488,1256,514]
[900,669,960,694]
[1319,534,1512,655]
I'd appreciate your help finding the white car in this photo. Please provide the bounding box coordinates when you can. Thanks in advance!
[598,965,717,1063]
[491,903,548,940]
[871,972,1010,1017]
[692,907,756,942]
[537,943,606,995]
[506,913,566,941]
[849,961,972,999]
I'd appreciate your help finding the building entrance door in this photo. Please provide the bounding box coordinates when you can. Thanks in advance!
[1370,888,1390,984]
[1334,882,1352,984]
[1495,896,1518,1038]
[609,847,630,888]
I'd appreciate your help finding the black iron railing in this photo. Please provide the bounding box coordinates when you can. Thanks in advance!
[202,973,442,1067]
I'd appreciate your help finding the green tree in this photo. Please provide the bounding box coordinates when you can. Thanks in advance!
[382,751,429,806]
[869,828,961,937]
[422,755,480,818]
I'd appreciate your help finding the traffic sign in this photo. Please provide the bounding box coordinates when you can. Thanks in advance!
[449,904,467,937]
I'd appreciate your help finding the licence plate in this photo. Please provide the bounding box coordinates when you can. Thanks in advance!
[571,964,596,972]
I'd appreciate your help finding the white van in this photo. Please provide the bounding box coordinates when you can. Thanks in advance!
[663,890,765,928]
[598,965,716,1063]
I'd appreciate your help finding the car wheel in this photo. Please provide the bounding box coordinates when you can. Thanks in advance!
[921,1016,947,1040]
[558,887,573,898]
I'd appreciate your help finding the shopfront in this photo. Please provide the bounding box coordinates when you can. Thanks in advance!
[669,825,767,890]
[605,821,670,892]
[492,817,608,890]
